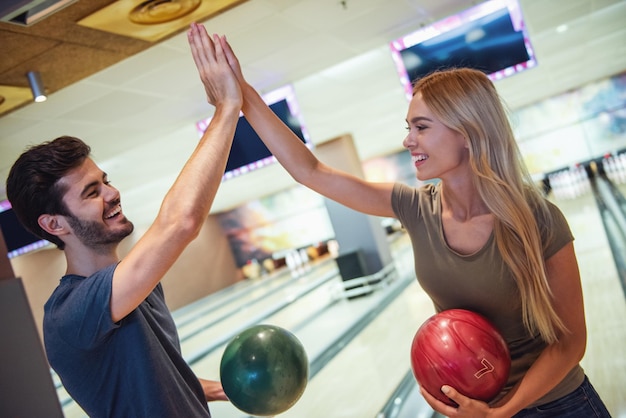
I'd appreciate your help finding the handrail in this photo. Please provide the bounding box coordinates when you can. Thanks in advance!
[375,369,442,418]
[376,370,417,418]
[599,172,626,215]
[307,264,406,378]
[588,174,626,296]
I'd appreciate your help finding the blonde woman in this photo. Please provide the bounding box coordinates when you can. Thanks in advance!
[197,23,610,417]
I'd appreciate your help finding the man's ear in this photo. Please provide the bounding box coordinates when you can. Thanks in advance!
[38,214,68,238]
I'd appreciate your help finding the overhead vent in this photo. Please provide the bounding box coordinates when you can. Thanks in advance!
[0,0,77,26]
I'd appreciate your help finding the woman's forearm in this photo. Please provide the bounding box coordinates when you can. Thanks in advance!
[240,82,319,184]
[492,338,585,417]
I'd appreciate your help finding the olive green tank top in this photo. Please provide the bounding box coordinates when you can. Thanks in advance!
[391,182,584,407]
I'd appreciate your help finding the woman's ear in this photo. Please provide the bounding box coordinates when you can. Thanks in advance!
[38,214,68,238]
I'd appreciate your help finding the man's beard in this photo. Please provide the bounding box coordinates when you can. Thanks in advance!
[66,212,134,252]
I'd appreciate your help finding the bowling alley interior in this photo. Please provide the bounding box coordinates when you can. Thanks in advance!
[1,0,625,417]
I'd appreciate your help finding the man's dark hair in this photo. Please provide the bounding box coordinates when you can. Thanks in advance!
[5,136,91,249]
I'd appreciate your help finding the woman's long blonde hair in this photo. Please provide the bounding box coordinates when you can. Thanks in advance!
[413,68,566,344]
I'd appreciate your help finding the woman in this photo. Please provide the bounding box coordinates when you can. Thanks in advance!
[198,24,610,417]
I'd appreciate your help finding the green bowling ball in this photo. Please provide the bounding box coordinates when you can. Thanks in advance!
[220,324,309,416]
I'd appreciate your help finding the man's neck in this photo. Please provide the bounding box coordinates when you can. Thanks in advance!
[64,244,120,277]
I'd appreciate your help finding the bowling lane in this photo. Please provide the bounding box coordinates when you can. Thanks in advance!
[173,256,337,328]
[277,278,435,417]
[192,279,423,418]
[175,258,338,342]
[180,266,342,364]
[192,235,422,418]
[553,189,626,417]
[191,235,438,418]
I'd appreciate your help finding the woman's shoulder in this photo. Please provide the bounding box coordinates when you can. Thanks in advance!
[528,194,573,257]
[394,181,439,198]
[392,181,440,222]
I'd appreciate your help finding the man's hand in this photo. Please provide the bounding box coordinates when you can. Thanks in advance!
[187,22,242,109]
[199,378,228,402]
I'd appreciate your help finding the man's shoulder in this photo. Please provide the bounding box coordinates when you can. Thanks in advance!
[44,263,118,329]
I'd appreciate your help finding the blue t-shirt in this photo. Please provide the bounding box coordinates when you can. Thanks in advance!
[44,264,211,417]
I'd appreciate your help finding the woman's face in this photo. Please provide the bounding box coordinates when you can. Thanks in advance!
[403,92,470,181]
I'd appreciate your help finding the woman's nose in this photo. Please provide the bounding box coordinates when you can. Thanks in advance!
[402,133,413,149]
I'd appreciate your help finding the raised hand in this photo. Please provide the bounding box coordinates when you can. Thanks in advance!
[187,22,242,109]
[218,35,246,87]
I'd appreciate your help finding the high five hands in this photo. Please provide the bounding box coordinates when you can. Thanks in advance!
[187,22,242,109]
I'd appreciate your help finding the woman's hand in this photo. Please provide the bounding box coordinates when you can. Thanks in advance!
[420,385,495,418]
[219,35,247,88]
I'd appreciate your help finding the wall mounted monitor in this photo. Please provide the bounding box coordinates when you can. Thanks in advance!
[0,200,50,259]
[196,84,312,181]
[390,0,536,99]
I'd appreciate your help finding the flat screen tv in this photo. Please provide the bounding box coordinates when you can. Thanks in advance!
[0,200,50,259]
[196,84,312,181]
[390,0,536,99]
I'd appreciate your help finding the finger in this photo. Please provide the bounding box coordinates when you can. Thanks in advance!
[442,385,465,406]
[195,24,217,68]
[187,23,208,70]
[199,26,217,63]
[221,36,243,79]
[212,34,226,63]
[220,35,235,62]
[419,385,459,416]
[189,23,217,69]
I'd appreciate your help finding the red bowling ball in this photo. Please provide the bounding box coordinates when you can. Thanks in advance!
[410,309,511,406]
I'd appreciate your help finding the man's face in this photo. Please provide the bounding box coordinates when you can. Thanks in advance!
[59,158,133,251]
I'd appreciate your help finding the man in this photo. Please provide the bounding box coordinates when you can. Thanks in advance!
[5,23,240,417]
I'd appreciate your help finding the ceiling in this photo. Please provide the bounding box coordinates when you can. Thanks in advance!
[0,0,248,114]
[0,0,625,227]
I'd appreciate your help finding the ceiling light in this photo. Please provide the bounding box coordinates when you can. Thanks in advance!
[1,0,78,26]
[26,71,47,103]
